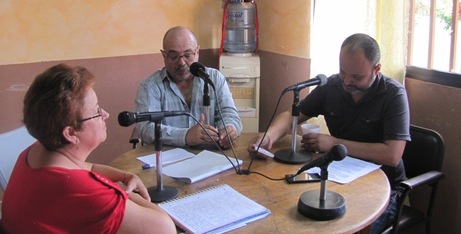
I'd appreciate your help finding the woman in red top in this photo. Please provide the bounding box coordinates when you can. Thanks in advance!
[1,64,175,233]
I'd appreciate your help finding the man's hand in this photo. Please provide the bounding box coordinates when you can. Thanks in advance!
[218,125,238,149]
[247,133,274,159]
[185,114,219,146]
[301,133,337,153]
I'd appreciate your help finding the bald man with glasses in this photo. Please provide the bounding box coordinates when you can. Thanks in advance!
[135,26,242,149]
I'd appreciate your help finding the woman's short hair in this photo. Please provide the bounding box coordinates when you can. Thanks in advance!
[23,63,95,151]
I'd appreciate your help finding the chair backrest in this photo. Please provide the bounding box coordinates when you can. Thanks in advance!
[402,125,445,178]
[129,126,142,149]
[0,126,36,191]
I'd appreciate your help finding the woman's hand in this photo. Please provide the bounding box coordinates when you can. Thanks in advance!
[122,172,151,201]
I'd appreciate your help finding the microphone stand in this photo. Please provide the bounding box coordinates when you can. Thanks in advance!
[197,82,221,151]
[274,89,312,164]
[297,164,346,220]
[203,83,210,125]
[147,120,178,203]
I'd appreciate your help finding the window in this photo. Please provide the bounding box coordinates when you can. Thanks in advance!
[407,0,461,73]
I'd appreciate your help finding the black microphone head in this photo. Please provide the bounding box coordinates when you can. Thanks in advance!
[330,144,347,161]
[118,111,135,127]
[316,74,328,86]
[190,62,205,77]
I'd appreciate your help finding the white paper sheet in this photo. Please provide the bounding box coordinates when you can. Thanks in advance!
[162,150,243,183]
[136,148,195,168]
[306,156,381,184]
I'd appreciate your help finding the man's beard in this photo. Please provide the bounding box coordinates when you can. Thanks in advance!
[176,65,189,72]
[342,84,369,94]
[342,76,375,94]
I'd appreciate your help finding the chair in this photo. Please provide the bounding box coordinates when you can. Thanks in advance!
[0,126,36,191]
[381,125,445,234]
[129,127,142,149]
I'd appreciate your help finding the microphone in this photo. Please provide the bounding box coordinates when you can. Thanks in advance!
[118,111,189,127]
[190,62,215,89]
[283,74,328,93]
[296,144,347,175]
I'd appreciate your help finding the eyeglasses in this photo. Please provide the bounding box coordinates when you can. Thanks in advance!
[80,107,102,122]
[163,48,197,63]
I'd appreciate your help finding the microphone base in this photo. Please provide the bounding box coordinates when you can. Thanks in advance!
[298,190,346,220]
[274,148,312,164]
[148,186,178,203]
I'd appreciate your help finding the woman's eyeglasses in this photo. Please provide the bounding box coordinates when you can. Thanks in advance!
[80,107,102,122]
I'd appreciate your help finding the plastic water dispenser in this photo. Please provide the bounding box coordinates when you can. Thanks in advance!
[219,53,260,132]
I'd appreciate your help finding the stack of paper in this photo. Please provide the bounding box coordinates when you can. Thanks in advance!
[163,150,243,184]
[136,148,195,168]
[306,156,381,184]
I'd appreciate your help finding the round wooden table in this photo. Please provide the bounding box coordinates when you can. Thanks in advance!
[110,133,390,234]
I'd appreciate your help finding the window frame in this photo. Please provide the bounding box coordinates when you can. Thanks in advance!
[407,0,460,72]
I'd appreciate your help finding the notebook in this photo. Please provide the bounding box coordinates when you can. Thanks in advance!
[158,184,270,234]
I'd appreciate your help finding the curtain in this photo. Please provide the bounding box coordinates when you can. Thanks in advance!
[311,0,410,84]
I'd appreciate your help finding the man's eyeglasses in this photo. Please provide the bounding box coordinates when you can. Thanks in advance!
[163,49,197,63]
[80,107,102,122]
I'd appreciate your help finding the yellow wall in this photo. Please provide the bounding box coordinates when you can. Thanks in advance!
[0,0,313,202]
[257,0,310,58]
[0,0,311,65]
[0,0,223,64]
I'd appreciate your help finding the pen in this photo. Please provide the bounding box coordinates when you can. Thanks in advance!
[142,164,154,170]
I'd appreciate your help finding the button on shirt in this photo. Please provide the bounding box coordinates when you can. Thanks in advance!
[299,73,411,188]
[135,67,242,146]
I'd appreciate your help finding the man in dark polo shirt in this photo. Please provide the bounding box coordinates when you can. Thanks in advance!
[248,33,410,234]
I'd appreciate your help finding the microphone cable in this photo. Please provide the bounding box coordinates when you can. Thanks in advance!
[188,114,241,174]
[209,81,242,173]
[201,66,300,179]
[196,67,310,180]
[193,80,242,174]
[240,89,284,178]
[127,109,242,174]
[240,87,311,182]
[192,63,240,170]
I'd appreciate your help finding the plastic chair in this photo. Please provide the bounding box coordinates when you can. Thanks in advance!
[129,127,142,149]
[0,126,36,191]
[381,125,445,234]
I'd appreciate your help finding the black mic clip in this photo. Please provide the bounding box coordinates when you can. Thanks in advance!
[295,144,347,175]
[190,62,215,90]
[282,74,328,94]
